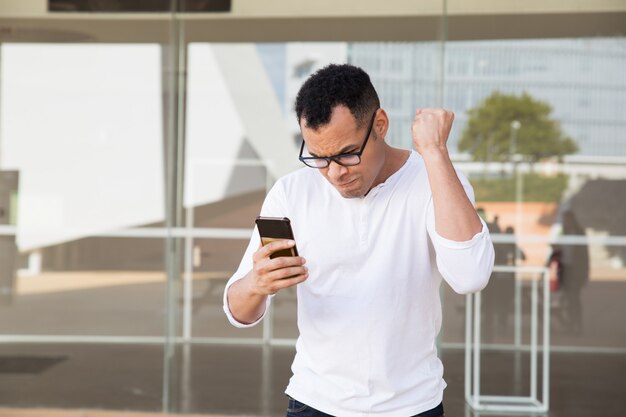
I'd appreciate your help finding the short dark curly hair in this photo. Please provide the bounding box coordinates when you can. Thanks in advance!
[295,64,380,130]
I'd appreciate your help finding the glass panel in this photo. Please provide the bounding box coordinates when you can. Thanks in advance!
[434,37,626,349]
[8,5,623,417]
[183,42,352,342]
[179,37,444,412]
[0,20,172,415]
[0,343,164,411]
[440,4,626,413]
[0,43,165,336]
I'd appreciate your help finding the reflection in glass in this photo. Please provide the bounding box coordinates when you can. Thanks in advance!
[0,30,623,415]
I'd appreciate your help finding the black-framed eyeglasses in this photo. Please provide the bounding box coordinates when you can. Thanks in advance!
[299,110,378,169]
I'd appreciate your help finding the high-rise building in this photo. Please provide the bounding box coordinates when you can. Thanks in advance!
[349,39,626,157]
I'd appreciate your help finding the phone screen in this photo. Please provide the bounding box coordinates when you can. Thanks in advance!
[255,216,299,259]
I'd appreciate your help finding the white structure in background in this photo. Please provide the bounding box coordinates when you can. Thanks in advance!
[0,43,297,256]
[0,44,164,253]
[185,43,299,209]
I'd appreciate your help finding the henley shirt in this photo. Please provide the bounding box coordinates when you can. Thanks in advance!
[224,150,494,417]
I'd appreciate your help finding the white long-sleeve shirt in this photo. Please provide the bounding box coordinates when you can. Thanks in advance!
[223,150,494,417]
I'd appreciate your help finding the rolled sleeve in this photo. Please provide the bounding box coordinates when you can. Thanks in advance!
[429,217,494,294]
[222,227,276,328]
[223,279,274,328]
[222,181,287,328]
[426,172,495,294]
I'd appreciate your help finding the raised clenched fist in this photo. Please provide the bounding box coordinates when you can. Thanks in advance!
[411,108,455,156]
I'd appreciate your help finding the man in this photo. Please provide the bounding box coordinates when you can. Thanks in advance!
[223,64,494,417]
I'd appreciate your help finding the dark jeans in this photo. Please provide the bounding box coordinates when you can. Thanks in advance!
[286,396,444,417]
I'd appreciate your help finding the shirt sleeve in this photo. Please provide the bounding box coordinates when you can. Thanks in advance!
[426,170,495,294]
[222,181,287,328]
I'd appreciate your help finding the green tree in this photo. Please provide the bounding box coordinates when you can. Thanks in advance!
[458,92,578,163]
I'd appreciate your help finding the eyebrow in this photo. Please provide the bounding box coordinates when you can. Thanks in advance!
[308,143,360,158]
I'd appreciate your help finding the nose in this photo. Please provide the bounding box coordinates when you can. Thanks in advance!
[326,160,348,181]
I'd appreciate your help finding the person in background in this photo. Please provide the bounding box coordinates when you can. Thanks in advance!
[483,224,525,341]
[558,210,589,334]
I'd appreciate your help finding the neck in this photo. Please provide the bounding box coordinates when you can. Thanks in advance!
[371,145,411,189]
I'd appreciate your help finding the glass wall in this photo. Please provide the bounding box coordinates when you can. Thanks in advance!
[0,3,184,412]
[0,2,624,416]
[351,36,626,414]
[0,41,170,411]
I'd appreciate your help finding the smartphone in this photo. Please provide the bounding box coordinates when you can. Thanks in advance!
[255,216,299,259]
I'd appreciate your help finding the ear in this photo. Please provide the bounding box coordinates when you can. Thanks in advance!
[374,108,390,141]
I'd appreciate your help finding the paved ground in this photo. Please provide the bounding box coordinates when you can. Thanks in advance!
[0,343,625,417]
[0,272,623,416]
[0,410,237,417]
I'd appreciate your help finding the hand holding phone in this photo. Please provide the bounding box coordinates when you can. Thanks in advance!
[255,216,299,258]
[249,216,307,296]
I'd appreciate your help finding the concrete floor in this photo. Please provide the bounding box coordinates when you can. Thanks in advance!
[0,274,624,416]
[0,410,237,417]
[0,343,624,417]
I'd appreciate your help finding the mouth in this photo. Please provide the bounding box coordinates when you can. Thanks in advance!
[335,178,357,188]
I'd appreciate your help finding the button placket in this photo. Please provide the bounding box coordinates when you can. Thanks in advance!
[359,200,368,246]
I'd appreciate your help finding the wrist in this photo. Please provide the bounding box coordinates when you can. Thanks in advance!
[419,146,450,162]
[243,272,266,297]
